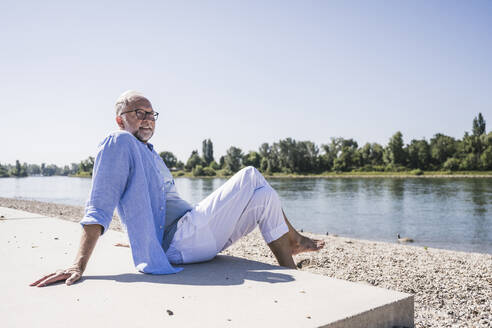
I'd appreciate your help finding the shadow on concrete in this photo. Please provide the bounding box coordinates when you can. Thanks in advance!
[83,255,295,286]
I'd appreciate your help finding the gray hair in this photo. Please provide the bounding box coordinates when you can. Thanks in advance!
[115,90,147,116]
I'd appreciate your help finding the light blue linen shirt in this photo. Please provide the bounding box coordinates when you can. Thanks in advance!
[157,160,193,253]
[79,130,183,274]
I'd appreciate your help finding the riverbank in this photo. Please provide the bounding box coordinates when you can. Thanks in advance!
[171,170,492,179]
[1,197,490,327]
[67,170,492,179]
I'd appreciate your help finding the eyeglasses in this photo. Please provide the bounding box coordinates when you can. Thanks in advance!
[120,109,159,121]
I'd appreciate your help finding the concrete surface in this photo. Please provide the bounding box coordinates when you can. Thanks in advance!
[0,207,414,328]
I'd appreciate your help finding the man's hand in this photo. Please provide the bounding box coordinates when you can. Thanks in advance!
[30,266,82,287]
[30,224,101,288]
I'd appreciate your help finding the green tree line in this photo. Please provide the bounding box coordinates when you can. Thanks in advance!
[173,113,491,176]
[0,161,80,178]
[2,113,490,178]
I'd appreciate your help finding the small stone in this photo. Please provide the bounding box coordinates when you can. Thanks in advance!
[300,290,306,294]
[274,300,278,303]
[300,229,304,232]
[76,298,79,301]
[306,315,311,319]
[54,237,59,240]
[227,319,232,322]
[0,215,4,218]
[166,309,174,316]
[296,259,311,269]
[31,245,38,248]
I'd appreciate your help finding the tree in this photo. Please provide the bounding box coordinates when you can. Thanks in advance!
[319,139,339,172]
[276,138,298,173]
[296,141,319,172]
[358,142,384,168]
[176,161,184,170]
[472,113,486,136]
[242,151,262,168]
[192,165,204,177]
[459,153,479,170]
[260,157,269,173]
[70,163,79,175]
[258,142,281,173]
[224,146,243,173]
[159,151,178,169]
[332,139,359,172]
[202,167,216,176]
[442,158,460,171]
[43,164,59,176]
[11,160,27,177]
[209,160,220,170]
[202,139,214,165]
[61,165,71,176]
[384,132,407,166]
[480,145,492,170]
[0,164,9,177]
[258,143,270,158]
[78,157,94,176]
[27,164,41,175]
[185,150,203,171]
[429,133,456,168]
[406,139,430,170]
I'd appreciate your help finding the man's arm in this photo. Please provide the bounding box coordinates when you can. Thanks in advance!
[30,133,133,287]
[30,224,102,287]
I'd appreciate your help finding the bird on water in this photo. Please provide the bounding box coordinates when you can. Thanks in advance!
[397,233,414,243]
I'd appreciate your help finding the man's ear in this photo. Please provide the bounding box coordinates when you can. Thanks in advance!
[116,116,125,129]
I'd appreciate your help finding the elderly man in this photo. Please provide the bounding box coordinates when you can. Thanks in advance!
[30,91,324,287]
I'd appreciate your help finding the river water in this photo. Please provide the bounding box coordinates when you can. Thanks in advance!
[1,176,490,254]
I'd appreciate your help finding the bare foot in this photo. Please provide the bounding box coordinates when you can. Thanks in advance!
[291,235,325,255]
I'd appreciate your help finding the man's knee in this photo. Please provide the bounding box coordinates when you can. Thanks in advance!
[253,185,278,203]
[238,166,262,179]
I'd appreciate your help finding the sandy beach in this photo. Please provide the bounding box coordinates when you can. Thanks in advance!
[1,197,490,328]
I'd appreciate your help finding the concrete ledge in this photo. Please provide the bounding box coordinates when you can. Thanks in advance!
[0,206,49,220]
[0,207,414,327]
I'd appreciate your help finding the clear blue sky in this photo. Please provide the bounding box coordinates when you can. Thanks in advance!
[1,0,491,165]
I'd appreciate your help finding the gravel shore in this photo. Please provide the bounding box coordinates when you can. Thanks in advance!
[1,197,490,328]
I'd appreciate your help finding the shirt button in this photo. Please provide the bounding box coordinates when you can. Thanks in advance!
[161,186,165,191]
[160,225,163,229]
[160,206,164,210]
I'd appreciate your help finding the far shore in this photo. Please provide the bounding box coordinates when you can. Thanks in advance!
[68,170,492,179]
[2,170,491,180]
[0,196,490,327]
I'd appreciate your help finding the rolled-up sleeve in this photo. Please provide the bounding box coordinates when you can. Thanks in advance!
[80,133,133,235]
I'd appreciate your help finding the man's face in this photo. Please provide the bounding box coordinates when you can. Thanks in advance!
[116,98,156,143]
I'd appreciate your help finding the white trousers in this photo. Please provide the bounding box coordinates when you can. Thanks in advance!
[166,166,289,264]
